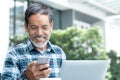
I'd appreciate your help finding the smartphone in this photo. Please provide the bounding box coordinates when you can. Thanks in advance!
[37,56,50,65]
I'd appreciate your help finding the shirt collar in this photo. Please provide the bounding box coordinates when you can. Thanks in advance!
[47,41,56,53]
[26,38,34,51]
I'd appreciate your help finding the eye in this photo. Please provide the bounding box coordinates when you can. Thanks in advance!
[29,25,37,29]
[42,25,49,29]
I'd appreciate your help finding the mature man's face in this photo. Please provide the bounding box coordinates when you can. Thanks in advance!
[25,14,53,48]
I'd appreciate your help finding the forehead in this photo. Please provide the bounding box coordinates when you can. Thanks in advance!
[28,14,50,24]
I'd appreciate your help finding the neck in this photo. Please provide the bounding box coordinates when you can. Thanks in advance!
[37,45,47,51]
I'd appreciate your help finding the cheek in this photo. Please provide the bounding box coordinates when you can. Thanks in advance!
[28,31,35,38]
[45,31,51,37]
[29,33,33,40]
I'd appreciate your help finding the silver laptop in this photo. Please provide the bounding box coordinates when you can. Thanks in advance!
[60,60,110,80]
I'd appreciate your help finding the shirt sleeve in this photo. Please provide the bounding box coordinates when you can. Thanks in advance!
[1,52,27,80]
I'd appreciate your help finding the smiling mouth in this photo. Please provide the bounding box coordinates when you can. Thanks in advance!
[35,37,46,42]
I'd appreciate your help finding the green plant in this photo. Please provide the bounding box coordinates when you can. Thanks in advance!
[107,50,120,80]
[50,26,108,60]
[9,33,28,47]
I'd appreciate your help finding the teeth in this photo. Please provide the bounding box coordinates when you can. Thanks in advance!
[37,38,43,39]
[38,38,43,39]
[36,38,44,40]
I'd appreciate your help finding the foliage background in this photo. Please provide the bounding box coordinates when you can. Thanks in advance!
[50,26,108,60]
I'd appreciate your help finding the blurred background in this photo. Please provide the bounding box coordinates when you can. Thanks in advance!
[0,0,120,80]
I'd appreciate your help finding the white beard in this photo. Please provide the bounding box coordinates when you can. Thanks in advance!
[30,38,48,48]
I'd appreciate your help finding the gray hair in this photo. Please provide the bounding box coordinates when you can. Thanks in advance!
[25,3,53,24]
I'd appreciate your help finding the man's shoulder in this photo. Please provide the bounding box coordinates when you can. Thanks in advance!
[51,44,61,49]
[9,40,29,55]
[14,40,28,48]
[50,43,66,59]
[51,43,64,53]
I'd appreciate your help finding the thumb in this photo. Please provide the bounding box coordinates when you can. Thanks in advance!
[28,61,37,69]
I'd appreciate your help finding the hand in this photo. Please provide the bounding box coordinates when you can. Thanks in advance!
[24,61,51,80]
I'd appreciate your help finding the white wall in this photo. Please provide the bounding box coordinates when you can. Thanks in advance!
[0,0,9,72]
[105,18,120,55]
[92,18,120,56]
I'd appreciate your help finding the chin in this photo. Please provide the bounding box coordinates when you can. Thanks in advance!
[36,43,47,48]
[34,41,48,48]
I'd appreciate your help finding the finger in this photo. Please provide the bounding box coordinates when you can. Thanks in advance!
[35,68,51,79]
[37,73,49,78]
[28,61,37,69]
[45,68,51,77]
[39,68,51,77]
[37,64,49,71]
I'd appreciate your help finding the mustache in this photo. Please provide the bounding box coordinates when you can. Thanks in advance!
[33,35,47,39]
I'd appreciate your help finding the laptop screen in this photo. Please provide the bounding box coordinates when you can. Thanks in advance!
[60,60,110,80]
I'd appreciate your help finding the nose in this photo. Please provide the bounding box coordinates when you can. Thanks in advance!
[36,28,43,36]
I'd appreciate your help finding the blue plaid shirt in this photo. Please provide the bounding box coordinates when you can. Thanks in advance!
[1,39,66,80]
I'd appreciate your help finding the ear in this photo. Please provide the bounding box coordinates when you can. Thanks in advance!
[50,21,54,32]
[25,23,29,32]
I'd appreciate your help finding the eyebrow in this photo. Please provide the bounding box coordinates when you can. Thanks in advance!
[42,24,49,27]
[28,24,49,28]
[29,24,36,26]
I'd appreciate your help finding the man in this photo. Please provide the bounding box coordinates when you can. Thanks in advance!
[1,3,66,80]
